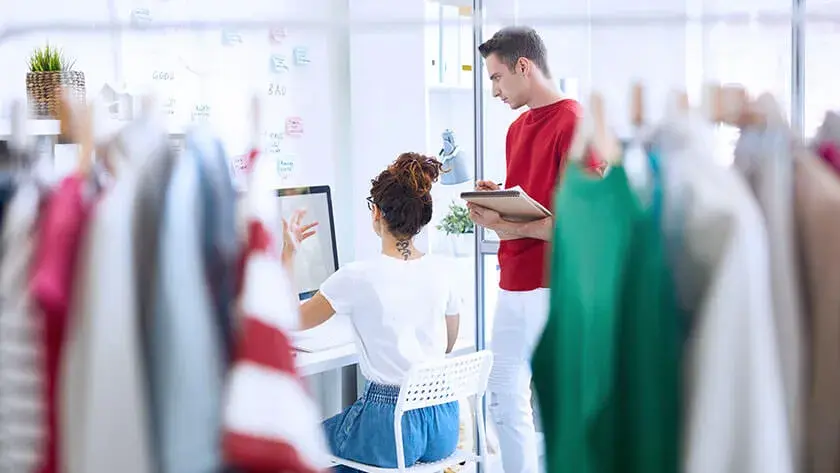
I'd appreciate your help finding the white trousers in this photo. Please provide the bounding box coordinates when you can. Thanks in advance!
[487,288,549,473]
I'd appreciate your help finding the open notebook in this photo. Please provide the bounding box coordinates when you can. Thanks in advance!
[291,313,355,353]
[460,185,551,222]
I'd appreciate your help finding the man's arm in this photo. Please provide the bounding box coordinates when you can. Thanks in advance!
[494,217,553,241]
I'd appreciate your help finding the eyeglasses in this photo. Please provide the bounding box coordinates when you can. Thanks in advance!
[366,196,374,211]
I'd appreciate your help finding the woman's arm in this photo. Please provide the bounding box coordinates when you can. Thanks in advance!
[445,314,460,353]
[299,292,336,330]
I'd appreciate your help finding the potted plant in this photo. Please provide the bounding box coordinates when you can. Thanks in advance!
[26,44,85,119]
[436,201,474,257]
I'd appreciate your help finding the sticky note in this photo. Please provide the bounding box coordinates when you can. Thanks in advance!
[191,104,210,121]
[276,156,295,181]
[285,117,304,136]
[131,8,152,25]
[222,30,243,46]
[269,27,287,44]
[270,54,289,73]
[293,47,310,65]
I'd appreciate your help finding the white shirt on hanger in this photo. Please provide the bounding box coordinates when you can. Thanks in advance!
[61,168,152,473]
[655,112,793,473]
[735,125,805,464]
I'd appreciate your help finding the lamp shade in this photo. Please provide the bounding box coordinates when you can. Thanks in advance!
[439,129,472,185]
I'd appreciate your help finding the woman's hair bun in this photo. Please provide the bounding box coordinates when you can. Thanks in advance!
[388,152,443,197]
[369,152,443,238]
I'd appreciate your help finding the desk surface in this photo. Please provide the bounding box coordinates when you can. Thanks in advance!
[295,338,477,377]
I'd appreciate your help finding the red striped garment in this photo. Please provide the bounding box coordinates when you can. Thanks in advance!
[222,149,328,473]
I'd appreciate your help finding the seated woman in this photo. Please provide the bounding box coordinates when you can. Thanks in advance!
[291,152,461,471]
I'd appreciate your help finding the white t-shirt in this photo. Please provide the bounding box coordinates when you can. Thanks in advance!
[319,254,461,385]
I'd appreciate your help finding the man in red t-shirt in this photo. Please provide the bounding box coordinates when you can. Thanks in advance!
[468,26,584,473]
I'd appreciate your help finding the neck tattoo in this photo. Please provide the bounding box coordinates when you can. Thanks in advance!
[396,240,411,260]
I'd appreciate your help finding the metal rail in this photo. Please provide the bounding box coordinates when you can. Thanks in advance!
[0,11,826,42]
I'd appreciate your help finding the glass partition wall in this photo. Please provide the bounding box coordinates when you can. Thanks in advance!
[468,0,801,353]
[463,1,802,469]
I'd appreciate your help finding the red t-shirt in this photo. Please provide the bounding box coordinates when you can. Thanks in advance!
[499,99,582,292]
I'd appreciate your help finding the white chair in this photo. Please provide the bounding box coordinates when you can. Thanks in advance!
[328,350,494,473]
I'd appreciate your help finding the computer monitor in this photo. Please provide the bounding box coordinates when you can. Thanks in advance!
[276,185,340,300]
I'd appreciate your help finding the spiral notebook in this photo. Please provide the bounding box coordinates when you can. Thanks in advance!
[460,185,551,222]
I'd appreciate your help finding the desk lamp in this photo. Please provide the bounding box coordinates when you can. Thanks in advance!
[439,129,471,185]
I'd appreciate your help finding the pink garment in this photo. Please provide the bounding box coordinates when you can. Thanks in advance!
[816,141,840,174]
[29,174,95,473]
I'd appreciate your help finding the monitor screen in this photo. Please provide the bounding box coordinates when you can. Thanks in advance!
[275,186,340,300]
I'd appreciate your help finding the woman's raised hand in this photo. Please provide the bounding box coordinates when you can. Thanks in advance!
[281,208,318,267]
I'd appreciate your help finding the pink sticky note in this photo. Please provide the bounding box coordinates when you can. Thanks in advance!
[285,117,304,136]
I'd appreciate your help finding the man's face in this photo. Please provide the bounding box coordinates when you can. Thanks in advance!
[485,53,529,110]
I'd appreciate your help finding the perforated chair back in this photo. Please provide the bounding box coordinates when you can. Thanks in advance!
[396,350,493,414]
[329,350,494,473]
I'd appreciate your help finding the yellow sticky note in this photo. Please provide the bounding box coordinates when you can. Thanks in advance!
[461,64,472,71]
[458,6,472,16]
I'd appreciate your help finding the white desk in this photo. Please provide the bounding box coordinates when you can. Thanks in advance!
[295,342,359,377]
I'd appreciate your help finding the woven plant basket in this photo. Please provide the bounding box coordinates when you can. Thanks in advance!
[26,70,86,119]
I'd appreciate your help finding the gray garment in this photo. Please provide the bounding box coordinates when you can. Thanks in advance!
[152,127,228,473]
[133,139,176,328]
[130,122,177,473]
[734,126,805,469]
[189,130,238,361]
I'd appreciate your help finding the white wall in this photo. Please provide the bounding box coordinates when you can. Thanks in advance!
[348,0,431,259]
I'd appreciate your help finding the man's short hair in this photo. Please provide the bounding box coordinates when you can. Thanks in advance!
[478,26,550,77]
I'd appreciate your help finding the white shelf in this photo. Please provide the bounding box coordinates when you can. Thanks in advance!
[0,118,190,139]
[0,119,61,137]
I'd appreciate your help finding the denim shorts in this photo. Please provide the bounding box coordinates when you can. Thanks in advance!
[323,382,460,472]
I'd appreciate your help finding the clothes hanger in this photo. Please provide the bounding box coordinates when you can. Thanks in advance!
[719,85,759,128]
[58,89,95,178]
[568,91,622,167]
[677,91,689,112]
[3,100,31,172]
[9,100,26,155]
[701,83,724,124]
[630,82,645,130]
[590,92,623,165]
[250,93,260,151]
[625,82,652,197]
[245,93,268,192]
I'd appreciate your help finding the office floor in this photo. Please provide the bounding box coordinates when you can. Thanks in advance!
[458,451,545,473]
[473,428,545,473]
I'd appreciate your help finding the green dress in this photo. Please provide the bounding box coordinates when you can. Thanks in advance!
[532,162,679,473]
